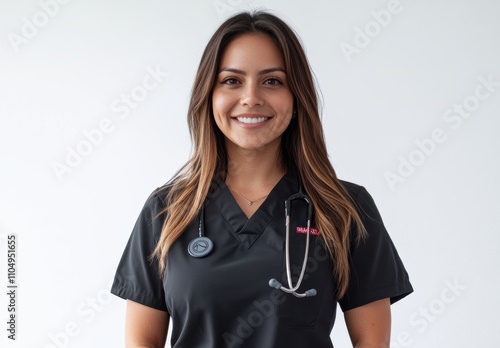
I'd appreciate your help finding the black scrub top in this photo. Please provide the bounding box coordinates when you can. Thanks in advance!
[111,171,413,348]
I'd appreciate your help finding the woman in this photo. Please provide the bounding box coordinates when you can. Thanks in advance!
[111,10,413,348]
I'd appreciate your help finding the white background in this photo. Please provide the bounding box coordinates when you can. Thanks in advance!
[1,0,499,347]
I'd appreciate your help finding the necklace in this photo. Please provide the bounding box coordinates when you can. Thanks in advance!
[226,185,269,206]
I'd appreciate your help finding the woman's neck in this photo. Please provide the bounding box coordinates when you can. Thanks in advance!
[224,142,285,192]
[224,143,285,218]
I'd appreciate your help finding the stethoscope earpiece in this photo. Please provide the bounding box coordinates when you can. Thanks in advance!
[268,278,317,298]
[268,278,282,289]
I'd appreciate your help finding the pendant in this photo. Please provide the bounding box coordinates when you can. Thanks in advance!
[247,201,253,206]
[188,237,214,258]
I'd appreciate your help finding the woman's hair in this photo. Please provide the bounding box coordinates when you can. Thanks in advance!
[152,10,366,298]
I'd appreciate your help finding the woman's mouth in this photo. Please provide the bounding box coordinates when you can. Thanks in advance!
[236,117,269,124]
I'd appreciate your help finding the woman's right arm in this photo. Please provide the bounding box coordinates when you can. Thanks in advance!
[125,300,169,348]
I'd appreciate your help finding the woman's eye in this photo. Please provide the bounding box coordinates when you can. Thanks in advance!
[264,78,282,86]
[222,78,239,85]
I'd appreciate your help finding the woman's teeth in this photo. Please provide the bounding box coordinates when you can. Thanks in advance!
[236,117,268,124]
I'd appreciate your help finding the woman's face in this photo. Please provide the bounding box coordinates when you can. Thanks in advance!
[212,33,294,154]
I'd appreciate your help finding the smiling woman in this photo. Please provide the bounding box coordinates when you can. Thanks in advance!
[111,10,413,348]
[212,33,294,166]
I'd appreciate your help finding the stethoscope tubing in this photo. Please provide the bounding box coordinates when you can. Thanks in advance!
[189,182,317,298]
[284,216,311,293]
[274,190,317,298]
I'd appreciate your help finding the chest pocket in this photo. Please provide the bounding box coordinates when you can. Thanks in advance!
[277,283,326,327]
[276,228,334,327]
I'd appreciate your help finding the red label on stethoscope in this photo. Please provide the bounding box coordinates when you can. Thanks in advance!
[296,227,319,236]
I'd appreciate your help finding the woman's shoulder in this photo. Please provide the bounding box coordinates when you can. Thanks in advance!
[337,179,380,218]
[338,179,365,198]
[142,181,175,212]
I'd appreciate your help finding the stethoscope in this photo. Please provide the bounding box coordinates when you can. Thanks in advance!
[187,185,317,298]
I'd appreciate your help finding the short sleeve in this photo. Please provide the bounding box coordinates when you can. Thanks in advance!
[338,185,413,312]
[110,188,168,311]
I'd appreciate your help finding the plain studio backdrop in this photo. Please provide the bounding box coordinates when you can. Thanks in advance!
[1,0,499,347]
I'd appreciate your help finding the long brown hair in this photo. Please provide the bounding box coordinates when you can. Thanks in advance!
[152,10,366,298]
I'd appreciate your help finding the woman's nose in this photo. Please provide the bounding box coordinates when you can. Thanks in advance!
[240,82,263,107]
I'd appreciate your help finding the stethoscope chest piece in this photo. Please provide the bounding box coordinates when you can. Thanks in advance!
[188,236,213,258]
[189,204,214,258]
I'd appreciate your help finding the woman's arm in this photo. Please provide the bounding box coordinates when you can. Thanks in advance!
[125,300,169,348]
[344,298,391,348]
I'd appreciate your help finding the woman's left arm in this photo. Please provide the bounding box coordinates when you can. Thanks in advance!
[344,298,391,348]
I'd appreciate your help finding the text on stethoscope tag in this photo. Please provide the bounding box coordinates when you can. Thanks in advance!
[295,227,319,236]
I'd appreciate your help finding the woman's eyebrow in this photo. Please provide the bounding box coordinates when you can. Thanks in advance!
[218,67,286,75]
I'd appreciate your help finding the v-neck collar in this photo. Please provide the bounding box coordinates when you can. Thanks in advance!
[211,171,299,248]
